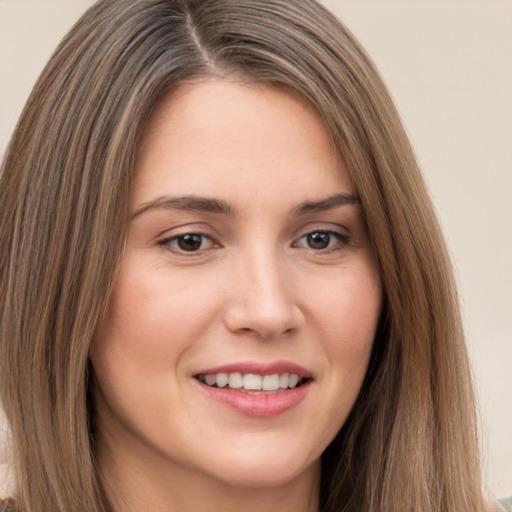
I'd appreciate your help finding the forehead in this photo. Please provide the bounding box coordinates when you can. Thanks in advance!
[132,79,353,210]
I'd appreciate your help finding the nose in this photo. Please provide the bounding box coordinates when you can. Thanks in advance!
[222,250,305,339]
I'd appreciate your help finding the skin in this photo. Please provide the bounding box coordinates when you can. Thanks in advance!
[90,79,382,512]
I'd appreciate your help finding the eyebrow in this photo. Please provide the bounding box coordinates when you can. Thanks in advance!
[292,192,360,215]
[132,192,359,218]
[132,195,237,218]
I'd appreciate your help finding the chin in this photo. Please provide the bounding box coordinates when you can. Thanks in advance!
[212,460,319,490]
[193,441,322,490]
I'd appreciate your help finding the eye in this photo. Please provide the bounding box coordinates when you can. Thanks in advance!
[295,230,349,251]
[159,233,214,253]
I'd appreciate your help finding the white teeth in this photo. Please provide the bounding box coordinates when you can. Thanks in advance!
[199,372,304,391]
[243,374,262,390]
[262,374,280,391]
[216,373,228,388]
[288,374,299,388]
[228,372,243,389]
[205,374,217,386]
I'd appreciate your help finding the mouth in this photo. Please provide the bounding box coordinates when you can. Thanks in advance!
[193,362,312,417]
[195,372,308,393]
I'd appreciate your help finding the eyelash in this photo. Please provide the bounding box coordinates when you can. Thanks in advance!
[157,232,216,254]
[157,229,350,256]
[293,230,350,252]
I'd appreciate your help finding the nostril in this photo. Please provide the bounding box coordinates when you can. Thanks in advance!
[222,289,305,339]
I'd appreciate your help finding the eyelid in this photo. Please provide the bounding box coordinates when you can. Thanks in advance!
[157,230,219,256]
[292,226,351,252]
[293,222,351,240]
[154,222,351,256]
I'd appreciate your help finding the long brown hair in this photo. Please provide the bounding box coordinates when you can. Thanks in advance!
[0,1,487,511]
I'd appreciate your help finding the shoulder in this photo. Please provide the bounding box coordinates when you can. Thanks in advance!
[497,497,512,512]
[0,499,14,512]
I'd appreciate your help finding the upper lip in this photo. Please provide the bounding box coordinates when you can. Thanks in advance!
[194,360,312,379]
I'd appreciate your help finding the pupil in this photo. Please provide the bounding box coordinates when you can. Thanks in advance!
[178,234,202,251]
[307,232,330,249]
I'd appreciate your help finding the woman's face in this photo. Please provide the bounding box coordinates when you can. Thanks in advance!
[90,80,382,492]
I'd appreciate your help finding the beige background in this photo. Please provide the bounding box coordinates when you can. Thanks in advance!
[1,0,511,499]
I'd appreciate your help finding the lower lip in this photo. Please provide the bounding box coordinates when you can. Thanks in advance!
[196,381,310,417]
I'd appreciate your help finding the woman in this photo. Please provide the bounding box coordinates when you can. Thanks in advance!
[0,0,500,511]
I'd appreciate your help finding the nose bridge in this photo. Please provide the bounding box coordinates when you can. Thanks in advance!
[223,241,303,338]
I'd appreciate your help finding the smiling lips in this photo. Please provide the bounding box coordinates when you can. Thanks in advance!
[194,362,311,417]
[197,372,303,392]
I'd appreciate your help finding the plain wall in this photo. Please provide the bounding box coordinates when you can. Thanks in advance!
[1,0,511,498]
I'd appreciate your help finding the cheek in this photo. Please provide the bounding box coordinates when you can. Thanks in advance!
[313,258,381,390]
[292,261,381,457]
[89,260,218,425]
[93,260,221,362]
[315,260,381,344]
